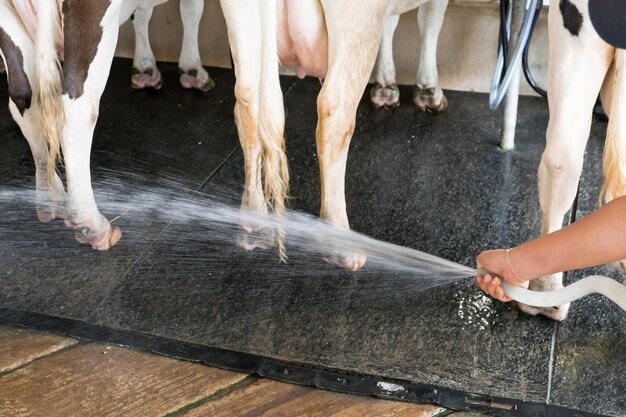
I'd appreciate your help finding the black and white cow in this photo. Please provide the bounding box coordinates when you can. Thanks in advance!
[532,0,626,320]
[0,0,208,250]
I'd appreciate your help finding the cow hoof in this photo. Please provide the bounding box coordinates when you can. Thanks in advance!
[370,83,400,109]
[35,175,66,223]
[72,225,122,251]
[179,68,215,92]
[36,198,65,223]
[414,85,447,113]
[65,216,122,250]
[238,226,276,251]
[324,253,367,271]
[518,303,570,321]
[37,208,62,223]
[131,67,163,90]
[515,273,570,321]
[37,210,54,223]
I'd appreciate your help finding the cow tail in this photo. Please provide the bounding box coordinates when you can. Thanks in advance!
[34,0,64,191]
[600,50,626,205]
[258,0,289,261]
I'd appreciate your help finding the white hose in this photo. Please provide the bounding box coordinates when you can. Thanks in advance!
[475,267,626,311]
[501,276,626,311]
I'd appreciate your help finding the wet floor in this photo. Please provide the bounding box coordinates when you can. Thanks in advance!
[0,59,623,417]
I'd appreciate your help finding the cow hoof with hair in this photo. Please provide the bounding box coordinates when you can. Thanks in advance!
[36,192,66,223]
[65,216,122,251]
[517,273,570,321]
[131,67,163,90]
[36,201,65,223]
[237,225,276,251]
[414,84,447,113]
[324,253,367,271]
[179,67,215,92]
[370,83,400,109]
[35,172,66,223]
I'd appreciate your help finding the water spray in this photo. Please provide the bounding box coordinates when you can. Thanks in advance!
[1,184,625,313]
[300,217,626,312]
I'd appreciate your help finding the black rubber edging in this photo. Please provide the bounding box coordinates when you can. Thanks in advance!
[0,308,609,417]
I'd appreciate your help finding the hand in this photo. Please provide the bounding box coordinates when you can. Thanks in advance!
[476,249,528,302]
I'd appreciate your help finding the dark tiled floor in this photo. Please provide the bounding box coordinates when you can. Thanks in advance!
[0,60,623,417]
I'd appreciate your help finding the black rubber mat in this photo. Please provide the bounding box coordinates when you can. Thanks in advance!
[0,59,623,417]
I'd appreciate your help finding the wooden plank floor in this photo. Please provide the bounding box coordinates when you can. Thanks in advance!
[0,325,482,417]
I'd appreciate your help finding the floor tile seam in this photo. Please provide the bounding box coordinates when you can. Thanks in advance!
[282,77,299,97]
[113,146,240,286]
[545,322,558,404]
[546,179,581,403]
[193,146,240,193]
[0,339,83,378]
[161,374,258,417]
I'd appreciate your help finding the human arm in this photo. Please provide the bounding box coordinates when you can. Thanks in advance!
[476,195,626,302]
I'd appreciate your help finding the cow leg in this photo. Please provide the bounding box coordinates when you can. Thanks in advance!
[61,0,123,250]
[414,0,447,112]
[317,1,387,270]
[131,6,163,90]
[370,14,400,109]
[221,0,277,251]
[0,8,65,222]
[10,103,66,223]
[178,0,214,92]
[534,2,613,320]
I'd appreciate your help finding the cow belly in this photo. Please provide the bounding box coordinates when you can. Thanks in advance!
[277,0,328,79]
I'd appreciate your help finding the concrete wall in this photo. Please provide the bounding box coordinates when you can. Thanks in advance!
[114,0,549,96]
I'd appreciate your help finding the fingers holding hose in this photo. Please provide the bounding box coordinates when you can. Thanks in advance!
[476,268,512,303]
[476,250,527,302]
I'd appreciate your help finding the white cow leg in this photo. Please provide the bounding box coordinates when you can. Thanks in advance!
[179,0,214,92]
[235,91,273,251]
[414,0,447,112]
[0,11,65,221]
[131,6,163,89]
[532,4,613,320]
[61,2,124,250]
[10,103,66,222]
[317,0,387,270]
[370,14,400,109]
[221,0,276,251]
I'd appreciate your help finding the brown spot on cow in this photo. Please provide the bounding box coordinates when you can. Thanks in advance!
[61,0,111,99]
[0,28,32,115]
